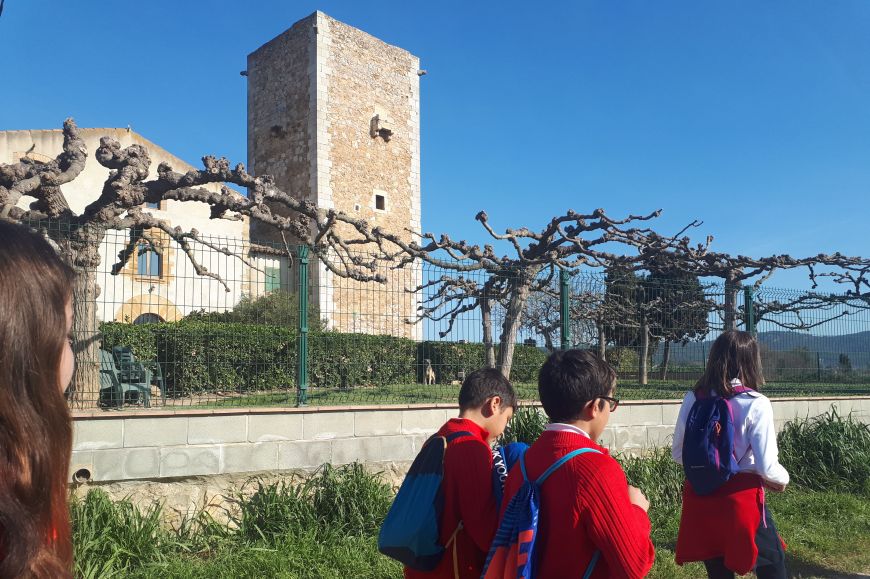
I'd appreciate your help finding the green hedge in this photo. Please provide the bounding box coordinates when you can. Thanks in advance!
[310,333,417,388]
[100,322,161,363]
[99,322,547,396]
[159,322,296,395]
[100,322,418,396]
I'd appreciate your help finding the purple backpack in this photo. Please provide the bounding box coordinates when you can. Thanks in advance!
[682,384,754,495]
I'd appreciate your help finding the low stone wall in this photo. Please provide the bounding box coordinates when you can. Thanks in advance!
[71,397,870,485]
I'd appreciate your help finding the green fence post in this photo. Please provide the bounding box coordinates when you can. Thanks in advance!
[296,245,309,407]
[560,269,571,350]
[743,285,756,335]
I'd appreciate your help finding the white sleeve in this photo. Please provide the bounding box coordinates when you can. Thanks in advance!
[671,392,695,465]
[747,396,790,486]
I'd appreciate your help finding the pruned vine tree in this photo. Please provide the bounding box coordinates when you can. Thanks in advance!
[0,119,397,407]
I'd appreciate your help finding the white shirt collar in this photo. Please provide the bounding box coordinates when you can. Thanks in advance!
[544,423,591,439]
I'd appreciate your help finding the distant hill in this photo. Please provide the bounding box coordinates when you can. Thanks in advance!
[658,330,870,369]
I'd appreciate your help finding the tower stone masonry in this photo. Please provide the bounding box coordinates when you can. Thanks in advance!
[248,11,422,339]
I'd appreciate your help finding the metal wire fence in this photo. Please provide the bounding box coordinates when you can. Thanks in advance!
[66,227,870,411]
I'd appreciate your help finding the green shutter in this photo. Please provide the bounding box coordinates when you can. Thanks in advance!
[265,266,280,292]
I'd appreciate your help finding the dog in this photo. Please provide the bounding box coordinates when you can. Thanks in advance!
[424,359,436,385]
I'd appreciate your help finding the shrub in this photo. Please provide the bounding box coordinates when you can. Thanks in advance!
[100,322,161,362]
[187,289,324,332]
[609,347,640,378]
[778,406,870,495]
[159,321,296,395]
[311,333,417,388]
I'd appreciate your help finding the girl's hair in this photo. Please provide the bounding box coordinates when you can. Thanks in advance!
[0,220,75,578]
[695,330,765,397]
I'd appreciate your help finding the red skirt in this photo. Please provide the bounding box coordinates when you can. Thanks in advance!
[675,473,781,575]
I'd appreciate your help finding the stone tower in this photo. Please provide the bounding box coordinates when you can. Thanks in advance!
[247,12,422,339]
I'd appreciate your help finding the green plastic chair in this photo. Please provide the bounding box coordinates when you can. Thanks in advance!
[101,349,152,407]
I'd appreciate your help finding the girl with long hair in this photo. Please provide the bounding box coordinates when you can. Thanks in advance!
[0,220,76,578]
[671,330,789,579]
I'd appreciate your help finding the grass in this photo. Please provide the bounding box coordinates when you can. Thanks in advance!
[779,407,870,495]
[160,378,870,411]
[71,412,870,578]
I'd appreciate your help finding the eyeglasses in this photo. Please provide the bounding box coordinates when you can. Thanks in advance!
[599,396,620,412]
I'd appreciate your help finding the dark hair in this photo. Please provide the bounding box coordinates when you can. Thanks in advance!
[458,368,517,412]
[538,349,616,423]
[695,330,764,397]
[0,220,75,578]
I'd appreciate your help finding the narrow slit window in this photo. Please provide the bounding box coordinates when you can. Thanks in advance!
[375,194,386,211]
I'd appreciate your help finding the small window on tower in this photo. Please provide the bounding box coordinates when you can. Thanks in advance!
[375,194,386,211]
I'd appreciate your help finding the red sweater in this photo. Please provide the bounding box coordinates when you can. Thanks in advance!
[405,418,498,579]
[500,431,655,579]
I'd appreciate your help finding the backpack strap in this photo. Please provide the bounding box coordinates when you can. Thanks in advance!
[445,430,473,443]
[535,448,603,485]
[583,550,602,579]
[517,448,604,577]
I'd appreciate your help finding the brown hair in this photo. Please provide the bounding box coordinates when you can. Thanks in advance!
[538,349,616,423]
[0,220,75,578]
[695,330,765,397]
[458,368,517,412]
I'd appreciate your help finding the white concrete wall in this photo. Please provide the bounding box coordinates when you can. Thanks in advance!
[70,397,870,483]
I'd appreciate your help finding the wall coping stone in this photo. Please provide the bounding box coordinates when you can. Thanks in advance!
[71,396,870,421]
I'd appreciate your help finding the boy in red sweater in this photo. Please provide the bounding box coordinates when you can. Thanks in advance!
[405,368,516,579]
[499,349,655,578]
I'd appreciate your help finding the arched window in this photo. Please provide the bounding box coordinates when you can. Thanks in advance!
[136,242,162,277]
[133,313,164,325]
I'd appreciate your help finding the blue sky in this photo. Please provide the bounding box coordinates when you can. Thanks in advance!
[1,1,868,290]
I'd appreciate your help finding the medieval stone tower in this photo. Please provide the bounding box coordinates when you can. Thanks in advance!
[247,11,422,339]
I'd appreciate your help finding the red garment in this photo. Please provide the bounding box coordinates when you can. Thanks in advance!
[500,430,655,579]
[676,473,783,575]
[405,418,498,579]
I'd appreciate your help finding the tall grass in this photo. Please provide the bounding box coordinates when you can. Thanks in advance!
[500,405,547,445]
[778,406,870,495]
[236,462,392,544]
[617,448,684,510]
[70,490,171,578]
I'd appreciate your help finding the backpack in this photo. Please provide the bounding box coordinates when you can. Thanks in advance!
[482,447,603,579]
[682,384,754,495]
[491,442,529,507]
[378,430,471,570]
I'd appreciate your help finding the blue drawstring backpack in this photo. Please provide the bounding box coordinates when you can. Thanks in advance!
[682,384,754,495]
[378,430,471,570]
[491,442,530,507]
[482,448,603,579]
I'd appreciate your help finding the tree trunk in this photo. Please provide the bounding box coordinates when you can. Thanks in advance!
[638,318,649,385]
[542,329,555,353]
[597,318,606,361]
[69,269,101,409]
[496,274,533,379]
[724,271,739,331]
[659,340,671,381]
[481,297,495,368]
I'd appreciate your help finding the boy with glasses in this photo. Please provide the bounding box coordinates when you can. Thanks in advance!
[497,349,655,578]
